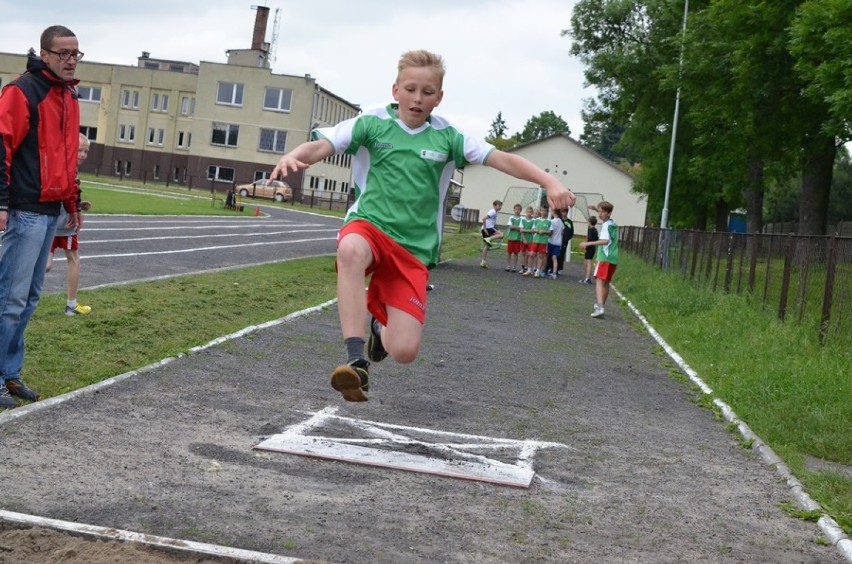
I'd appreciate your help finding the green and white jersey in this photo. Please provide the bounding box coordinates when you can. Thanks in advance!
[533,217,551,245]
[314,104,495,268]
[507,215,523,241]
[520,217,536,243]
[595,219,619,264]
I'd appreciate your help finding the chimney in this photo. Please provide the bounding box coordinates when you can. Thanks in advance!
[251,6,270,50]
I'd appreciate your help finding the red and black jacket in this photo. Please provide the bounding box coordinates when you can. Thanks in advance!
[0,54,80,215]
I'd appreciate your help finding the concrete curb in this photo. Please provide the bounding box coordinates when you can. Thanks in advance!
[614,286,852,563]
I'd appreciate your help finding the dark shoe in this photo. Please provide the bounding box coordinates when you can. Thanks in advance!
[331,359,370,402]
[0,383,18,409]
[367,317,388,363]
[6,378,39,401]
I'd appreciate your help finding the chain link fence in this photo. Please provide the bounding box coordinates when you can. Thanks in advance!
[621,227,851,345]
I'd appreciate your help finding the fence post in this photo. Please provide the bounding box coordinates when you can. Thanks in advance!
[819,236,838,344]
[778,236,797,321]
[723,233,735,293]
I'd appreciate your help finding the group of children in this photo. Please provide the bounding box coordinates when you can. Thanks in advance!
[481,202,569,281]
[481,199,619,319]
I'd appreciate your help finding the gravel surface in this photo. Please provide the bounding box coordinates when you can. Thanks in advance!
[0,256,841,563]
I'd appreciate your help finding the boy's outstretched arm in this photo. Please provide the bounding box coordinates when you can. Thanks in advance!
[271,139,335,181]
[485,150,576,210]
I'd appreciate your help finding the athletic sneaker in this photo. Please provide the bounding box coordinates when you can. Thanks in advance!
[522,270,533,277]
[426,283,435,292]
[367,316,388,363]
[0,383,18,409]
[550,273,558,280]
[591,304,605,318]
[482,237,493,249]
[480,261,488,269]
[5,378,39,401]
[66,304,92,316]
[505,266,512,272]
[330,359,370,402]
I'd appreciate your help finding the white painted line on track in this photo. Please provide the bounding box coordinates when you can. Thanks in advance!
[0,510,299,563]
[613,285,852,563]
[52,236,337,261]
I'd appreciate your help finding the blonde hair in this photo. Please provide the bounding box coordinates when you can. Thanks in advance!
[78,133,90,148]
[397,50,445,85]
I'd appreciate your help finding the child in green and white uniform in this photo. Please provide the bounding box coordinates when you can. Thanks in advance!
[532,208,552,278]
[505,203,523,272]
[271,50,576,402]
[519,206,536,274]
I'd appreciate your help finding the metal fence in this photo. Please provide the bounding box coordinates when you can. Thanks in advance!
[621,227,851,345]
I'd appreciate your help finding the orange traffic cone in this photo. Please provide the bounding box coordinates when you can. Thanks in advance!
[254,206,260,216]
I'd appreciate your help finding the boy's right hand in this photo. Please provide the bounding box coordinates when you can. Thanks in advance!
[271,154,309,182]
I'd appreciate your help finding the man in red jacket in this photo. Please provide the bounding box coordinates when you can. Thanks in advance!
[0,25,82,409]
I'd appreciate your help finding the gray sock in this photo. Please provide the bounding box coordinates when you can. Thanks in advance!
[345,337,366,363]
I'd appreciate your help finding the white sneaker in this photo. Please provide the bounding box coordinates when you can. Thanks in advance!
[591,305,605,318]
[550,273,557,280]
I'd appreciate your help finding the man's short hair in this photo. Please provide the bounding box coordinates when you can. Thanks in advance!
[40,25,76,50]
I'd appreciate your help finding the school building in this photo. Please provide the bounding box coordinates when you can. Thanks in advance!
[0,7,359,201]
[456,134,645,231]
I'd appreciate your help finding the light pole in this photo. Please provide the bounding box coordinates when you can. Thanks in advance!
[660,0,689,230]
[658,0,689,269]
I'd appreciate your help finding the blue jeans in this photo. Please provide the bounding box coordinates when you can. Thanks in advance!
[0,210,58,382]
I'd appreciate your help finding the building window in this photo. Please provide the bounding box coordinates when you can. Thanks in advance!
[207,165,235,182]
[143,62,159,70]
[80,126,97,141]
[116,160,132,176]
[153,165,160,179]
[125,161,132,176]
[147,128,165,146]
[77,85,101,103]
[216,81,244,106]
[121,89,140,109]
[253,170,271,182]
[263,87,292,112]
[176,130,192,149]
[169,64,185,72]
[258,129,287,153]
[118,124,136,143]
[211,122,239,147]
[151,93,169,112]
[173,167,181,182]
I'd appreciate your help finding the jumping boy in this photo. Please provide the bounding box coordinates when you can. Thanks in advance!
[579,201,618,318]
[270,49,575,401]
[504,203,523,272]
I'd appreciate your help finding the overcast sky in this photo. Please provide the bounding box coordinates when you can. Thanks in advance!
[0,0,593,140]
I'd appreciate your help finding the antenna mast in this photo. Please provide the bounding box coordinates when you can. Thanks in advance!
[270,7,281,63]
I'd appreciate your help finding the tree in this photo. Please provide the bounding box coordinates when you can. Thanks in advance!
[484,111,516,151]
[488,111,509,139]
[516,111,570,144]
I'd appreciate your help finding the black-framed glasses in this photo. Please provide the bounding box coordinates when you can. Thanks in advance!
[45,49,84,61]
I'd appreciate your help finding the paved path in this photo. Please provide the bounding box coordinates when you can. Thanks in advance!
[0,249,841,562]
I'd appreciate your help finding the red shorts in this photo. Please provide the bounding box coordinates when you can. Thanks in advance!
[532,242,547,255]
[337,220,428,326]
[594,261,617,282]
[51,235,78,253]
[507,240,522,254]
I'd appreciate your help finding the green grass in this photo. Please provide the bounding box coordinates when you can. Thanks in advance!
[615,253,851,532]
[27,257,337,397]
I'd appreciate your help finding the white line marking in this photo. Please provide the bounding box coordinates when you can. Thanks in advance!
[0,510,297,563]
[51,237,336,261]
[614,286,852,562]
[256,408,572,488]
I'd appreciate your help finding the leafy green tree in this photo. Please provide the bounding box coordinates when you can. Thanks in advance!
[790,0,852,143]
[516,111,570,143]
[488,111,508,139]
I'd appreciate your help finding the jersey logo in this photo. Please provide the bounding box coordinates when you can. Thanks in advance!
[420,149,447,162]
[373,142,393,149]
